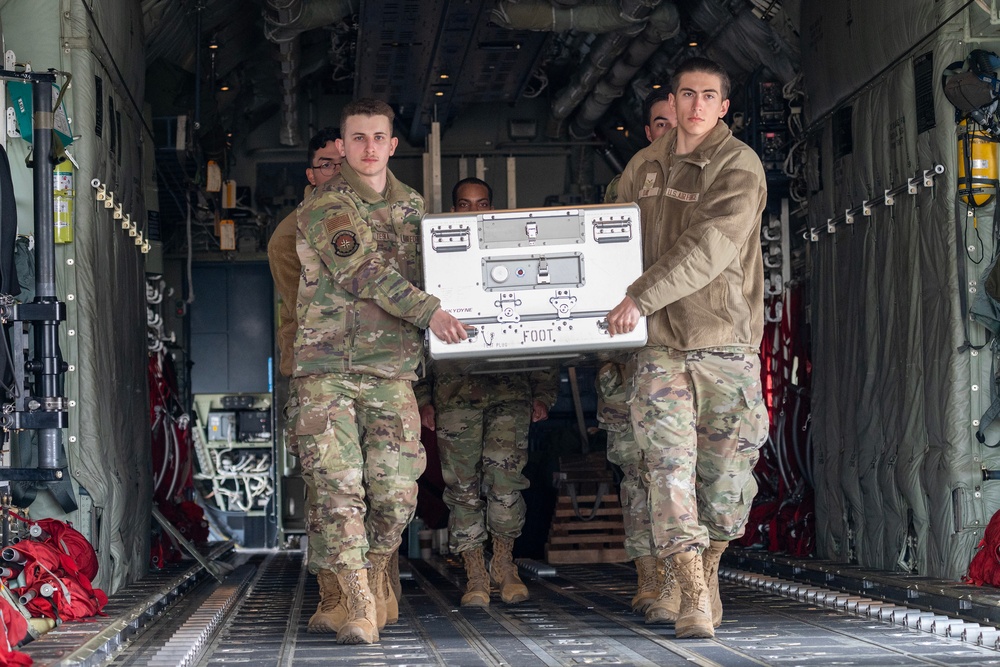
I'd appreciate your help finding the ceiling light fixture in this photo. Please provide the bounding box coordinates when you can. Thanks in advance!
[479,40,522,51]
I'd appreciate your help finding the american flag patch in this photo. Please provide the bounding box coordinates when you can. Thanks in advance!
[324,214,351,235]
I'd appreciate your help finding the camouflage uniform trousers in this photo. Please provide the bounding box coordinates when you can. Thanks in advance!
[596,360,653,560]
[436,396,532,554]
[296,372,426,573]
[283,376,301,457]
[284,375,321,566]
[630,346,768,557]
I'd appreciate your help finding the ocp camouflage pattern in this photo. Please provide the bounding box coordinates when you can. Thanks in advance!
[596,359,653,559]
[434,369,559,552]
[294,162,440,381]
[296,373,426,572]
[630,346,768,556]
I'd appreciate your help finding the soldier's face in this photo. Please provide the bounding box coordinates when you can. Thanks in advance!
[306,141,343,187]
[645,97,676,143]
[452,184,492,212]
[674,71,729,143]
[336,114,398,180]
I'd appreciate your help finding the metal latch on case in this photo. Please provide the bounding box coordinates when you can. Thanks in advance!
[495,292,522,323]
[537,257,550,284]
[549,289,577,318]
[525,221,538,245]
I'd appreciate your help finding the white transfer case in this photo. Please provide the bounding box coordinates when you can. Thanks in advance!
[422,203,647,370]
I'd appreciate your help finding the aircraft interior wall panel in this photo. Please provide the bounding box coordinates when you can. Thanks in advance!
[70,0,151,594]
[809,238,842,560]
[0,0,152,592]
[862,53,914,573]
[915,37,982,582]
[801,0,956,123]
[808,28,978,579]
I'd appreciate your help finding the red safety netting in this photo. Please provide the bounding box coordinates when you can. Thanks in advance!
[148,351,207,568]
[737,285,815,557]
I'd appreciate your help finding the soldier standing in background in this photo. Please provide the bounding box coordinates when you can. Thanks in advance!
[606,58,768,639]
[266,127,345,634]
[294,98,468,645]
[422,178,560,608]
[269,126,342,390]
[603,87,675,205]
[599,87,676,618]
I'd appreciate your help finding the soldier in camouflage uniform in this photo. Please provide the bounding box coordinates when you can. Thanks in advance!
[606,58,769,638]
[267,128,406,637]
[599,87,676,616]
[422,179,560,607]
[294,98,468,645]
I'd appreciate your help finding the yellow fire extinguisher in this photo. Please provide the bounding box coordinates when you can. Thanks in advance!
[958,118,999,207]
[53,159,74,243]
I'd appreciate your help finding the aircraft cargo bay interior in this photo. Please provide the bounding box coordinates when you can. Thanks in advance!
[0,0,999,665]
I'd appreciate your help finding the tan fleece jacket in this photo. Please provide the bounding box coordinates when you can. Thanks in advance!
[267,185,313,378]
[617,120,766,351]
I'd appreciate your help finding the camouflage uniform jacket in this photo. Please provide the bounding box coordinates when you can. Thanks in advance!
[604,173,621,204]
[268,185,313,378]
[432,367,560,412]
[617,121,766,351]
[294,163,440,380]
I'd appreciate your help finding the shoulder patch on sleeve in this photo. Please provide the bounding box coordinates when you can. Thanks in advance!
[333,230,360,257]
[324,213,352,236]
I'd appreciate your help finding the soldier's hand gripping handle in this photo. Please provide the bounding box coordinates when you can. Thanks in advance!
[429,308,471,344]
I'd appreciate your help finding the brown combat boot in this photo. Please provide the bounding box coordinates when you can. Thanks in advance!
[702,540,728,627]
[672,550,714,638]
[490,537,529,604]
[644,558,680,624]
[389,549,403,604]
[631,555,660,613]
[334,568,378,644]
[307,568,347,633]
[368,552,399,629]
[461,547,491,607]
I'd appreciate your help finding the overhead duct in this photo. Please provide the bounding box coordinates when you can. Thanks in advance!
[548,28,643,135]
[568,2,679,139]
[264,0,359,146]
[493,0,667,138]
[688,0,797,84]
[491,0,653,35]
[264,0,358,43]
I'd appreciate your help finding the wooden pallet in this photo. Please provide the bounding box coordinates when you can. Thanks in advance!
[545,489,628,564]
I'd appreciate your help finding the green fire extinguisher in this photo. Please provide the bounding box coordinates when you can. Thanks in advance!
[53,160,74,244]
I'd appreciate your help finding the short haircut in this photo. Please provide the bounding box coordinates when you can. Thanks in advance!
[671,57,731,100]
[307,127,340,165]
[340,98,395,137]
[451,177,493,207]
[642,87,673,127]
